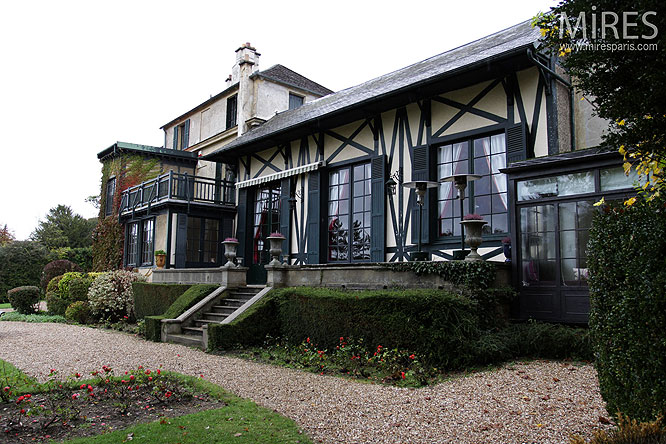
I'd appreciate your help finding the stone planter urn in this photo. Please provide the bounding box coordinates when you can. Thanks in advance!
[460,218,487,262]
[222,238,239,268]
[267,233,285,266]
[154,250,166,269]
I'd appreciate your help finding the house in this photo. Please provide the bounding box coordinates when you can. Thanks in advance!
[201,21,637,323]
[99,22,638,324]
[95,43,333,271]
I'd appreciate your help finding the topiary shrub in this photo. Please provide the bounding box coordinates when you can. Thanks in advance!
[588,197,666,421]
[65,300,92,324]
[45,275,67,316]
[40,260,81,291]
[87,270,145,322]
[0,241,52,303]
[7,286,40,314]
[46,272,96,316]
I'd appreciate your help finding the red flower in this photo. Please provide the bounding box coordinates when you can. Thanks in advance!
[340,337,344,342]
[87,385,93,392]
[75,373,81,378]
[20,409,25,414]
[306,337,310,343]
[80,384,86,389]
[130,375,135,381]
[409,354,416,360]
[16,396,24,403]
[3,387,9,392]
[156,369,161,375]
[401,372,406,379]
[148,376,153,381]
[165,391,172,398]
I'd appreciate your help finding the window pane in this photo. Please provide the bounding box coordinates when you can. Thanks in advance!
[577,201,595,229]
[560,230,576,258]
[600,166,644,191]
[474,195,490,214]
[491,213,507,234]
[474,175,490,196]
[559,202,576,230]
[474,137,490,158]
[474,156,490,176]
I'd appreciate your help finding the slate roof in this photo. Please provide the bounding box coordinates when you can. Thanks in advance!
[253,64,334,97]
[501,147,618,173]
[204,20,541,161]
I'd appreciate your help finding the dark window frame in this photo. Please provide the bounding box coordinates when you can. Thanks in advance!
[435,130,509,243]
[226,95,238,129]
[327,161,372,263]
[185,216,221,267]
[125,218,155,268]
[140,219,155,266]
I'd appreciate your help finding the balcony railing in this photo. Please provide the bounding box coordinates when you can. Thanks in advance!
[119,172,235,214]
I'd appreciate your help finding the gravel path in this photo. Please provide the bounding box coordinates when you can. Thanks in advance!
[0,322,610,443]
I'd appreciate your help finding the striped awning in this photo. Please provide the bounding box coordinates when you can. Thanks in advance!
[235,161,325,189]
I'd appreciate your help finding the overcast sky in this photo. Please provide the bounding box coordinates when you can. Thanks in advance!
[0,0,557,240]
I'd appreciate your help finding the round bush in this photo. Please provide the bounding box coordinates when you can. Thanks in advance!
[40,260,81,291]
[65,301,92,324]
[87,270,145,322]
[7,286,40,314]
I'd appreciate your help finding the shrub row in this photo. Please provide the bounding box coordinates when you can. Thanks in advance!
[209,287,590,369]
[587,198,666,422]
[145,284,219,342]
[132,283,192,320]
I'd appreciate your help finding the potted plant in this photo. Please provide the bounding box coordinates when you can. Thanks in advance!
[501,237,511,263]
[154,250,166,269]
[266,232,285,266]
[222,237,239,268]
[459,214,487,262]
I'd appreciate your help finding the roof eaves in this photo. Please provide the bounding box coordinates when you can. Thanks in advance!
[252,72,334,97]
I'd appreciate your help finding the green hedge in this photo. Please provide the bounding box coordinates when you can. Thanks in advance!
[210,287,481,368]
[209,287,589,369]
[0,241,52,303]
[7,286,40,315]
[145,284,219,342]
[132,283,192,320]
[587,198,666,421]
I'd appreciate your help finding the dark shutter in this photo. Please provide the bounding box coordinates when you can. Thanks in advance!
[506,122,528,164]
[183,119,190,149]
[410,145,431,244]
[175,214,187,268]
[306,171,320,264]
[236,188,248,265]
[172,126,178,150]
[370,155,386,262]
[280,178,291,260]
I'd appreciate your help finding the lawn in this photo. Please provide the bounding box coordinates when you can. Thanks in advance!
[0,359,311,444]
[0,303,11,309]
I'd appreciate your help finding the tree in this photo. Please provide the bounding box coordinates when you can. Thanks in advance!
[0,224,14,245]
[0,241,52,303]
[534,0,666,200]
[30,205,97,250]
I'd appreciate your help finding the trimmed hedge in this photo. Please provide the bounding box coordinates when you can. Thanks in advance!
[587,198,666,421]
[132,283,192,320]
[209,287,590,369]
[47,272,98,317]
[7,286,40,314]
[145,284,219,342]
[0,241,52,303]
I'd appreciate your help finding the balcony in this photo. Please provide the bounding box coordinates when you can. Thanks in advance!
[119,172,235,216]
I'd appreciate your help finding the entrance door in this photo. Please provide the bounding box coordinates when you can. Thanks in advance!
[185,217,221,268]
[517,200,593,322]
[247,183,281,284]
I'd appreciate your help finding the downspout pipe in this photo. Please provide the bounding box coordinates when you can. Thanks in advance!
[527,48,576,151]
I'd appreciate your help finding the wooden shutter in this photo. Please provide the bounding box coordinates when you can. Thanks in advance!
[306,171,320,264]
[236,188,248,265]
[183,119,190,149]
[506,122,528,164]
[172,126,178,150]
[410,145,431,244]
[280,178,291,260]
[370,155,386,262]
[174,214,187,268]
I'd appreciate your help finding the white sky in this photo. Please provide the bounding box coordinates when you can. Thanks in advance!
[0,0,556,240]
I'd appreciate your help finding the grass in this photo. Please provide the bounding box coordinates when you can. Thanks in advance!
[0,312,67,323]
[62,373,310,444]
[0,359,310,444]
[0,302,11,309]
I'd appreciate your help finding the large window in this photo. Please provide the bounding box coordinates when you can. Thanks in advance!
[252,184,281,265]
[126,222,139,267]
[328,163,371,262]
[437,133,507,237]
[226,95,237,129]
[141,219,154,266]
[105,177,116,216]
[186,217,220,266]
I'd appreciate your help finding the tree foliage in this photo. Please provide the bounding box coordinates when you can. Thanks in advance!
[0,224,14,245]
[0,241,52,303]
[30,205,97,250]
[534,0,666,199]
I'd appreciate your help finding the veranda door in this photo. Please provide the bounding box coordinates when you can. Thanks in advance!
[247,183,281,284]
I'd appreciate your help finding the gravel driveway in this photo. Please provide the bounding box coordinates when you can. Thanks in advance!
[0,322,610,443]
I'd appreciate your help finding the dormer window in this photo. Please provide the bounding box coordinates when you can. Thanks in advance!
[289,93,304,110]
[173,119,190,150]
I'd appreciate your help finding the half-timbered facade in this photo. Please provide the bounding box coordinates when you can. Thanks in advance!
[204,21,634,322]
